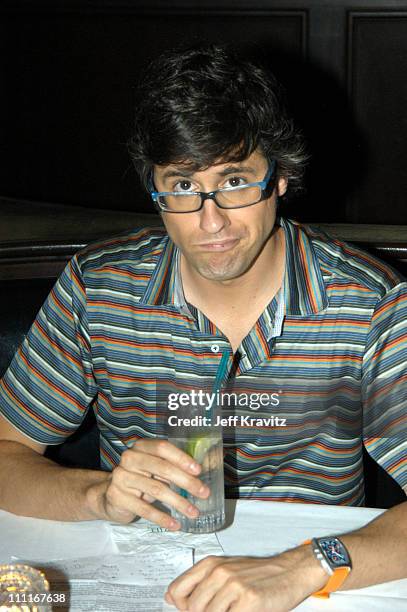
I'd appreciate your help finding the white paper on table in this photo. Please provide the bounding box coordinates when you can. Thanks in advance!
[110,518,224,562]
[0,510,114,562]
[13,549,193,612]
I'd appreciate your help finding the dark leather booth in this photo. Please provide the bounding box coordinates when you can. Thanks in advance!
[1,198,406,508]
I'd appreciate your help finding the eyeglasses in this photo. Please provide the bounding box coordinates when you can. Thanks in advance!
[149,160,277,213]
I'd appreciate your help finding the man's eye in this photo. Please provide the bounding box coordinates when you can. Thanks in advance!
[174,180,193,192]
[225,176,245,188]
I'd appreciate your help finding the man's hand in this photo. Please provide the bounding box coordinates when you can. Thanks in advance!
[90,439,210,528]
[165,548,327,612]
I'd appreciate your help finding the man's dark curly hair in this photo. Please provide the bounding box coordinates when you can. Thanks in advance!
[128,44,308,197]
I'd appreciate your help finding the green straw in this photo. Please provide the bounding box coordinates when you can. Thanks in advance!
[208,351,229,421]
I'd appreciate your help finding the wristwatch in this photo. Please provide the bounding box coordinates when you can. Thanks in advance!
[303,537,352,598]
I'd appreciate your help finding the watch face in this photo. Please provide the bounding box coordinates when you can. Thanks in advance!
[319,538,351,567]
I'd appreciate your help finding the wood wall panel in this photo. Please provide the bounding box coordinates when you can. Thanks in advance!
[347,12,407,223]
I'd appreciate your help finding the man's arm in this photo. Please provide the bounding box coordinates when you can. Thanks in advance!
[166,499,407,611]
[0,415,109,521]
[0,414,209,525]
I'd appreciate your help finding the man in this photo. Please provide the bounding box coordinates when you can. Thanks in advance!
[0,44,406,611]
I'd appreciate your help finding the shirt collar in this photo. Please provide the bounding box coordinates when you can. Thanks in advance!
[140,235,194,318]
[280,217,328,316]
[172,250,194,318]
[140,234,177,306]
[141,218,328,317]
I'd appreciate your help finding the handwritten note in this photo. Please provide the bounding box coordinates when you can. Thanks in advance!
[14,548,193,611]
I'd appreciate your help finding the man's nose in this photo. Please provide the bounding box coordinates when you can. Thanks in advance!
[198,198,229,234]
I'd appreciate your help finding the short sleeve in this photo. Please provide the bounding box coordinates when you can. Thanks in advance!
[362,282,407,489]
[0,256,97,444]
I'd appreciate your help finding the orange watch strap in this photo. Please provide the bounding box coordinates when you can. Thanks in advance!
[303,539,351,599]
[312,566,351,598]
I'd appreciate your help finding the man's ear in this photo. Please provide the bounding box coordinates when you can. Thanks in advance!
[277,176,288,197]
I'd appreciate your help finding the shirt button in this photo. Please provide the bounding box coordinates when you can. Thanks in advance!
[211,344,220,353]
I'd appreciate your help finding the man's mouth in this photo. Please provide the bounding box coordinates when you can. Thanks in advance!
[195,238,239,251]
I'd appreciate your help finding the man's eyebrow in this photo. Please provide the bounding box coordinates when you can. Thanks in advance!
[216,165,257,177]
[161,168,195,179]
[161,165,258,180]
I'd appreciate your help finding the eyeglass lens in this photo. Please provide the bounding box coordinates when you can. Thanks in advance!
[159,185,262,212]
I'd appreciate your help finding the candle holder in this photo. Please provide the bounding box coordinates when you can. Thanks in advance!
[0,564,51,612]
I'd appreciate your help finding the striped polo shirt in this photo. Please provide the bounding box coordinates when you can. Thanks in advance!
[1,218,406,506]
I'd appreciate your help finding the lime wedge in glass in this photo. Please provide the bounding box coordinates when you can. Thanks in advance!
[185,436,218,464]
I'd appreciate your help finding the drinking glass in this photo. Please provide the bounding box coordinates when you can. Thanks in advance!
[167,396,225,533]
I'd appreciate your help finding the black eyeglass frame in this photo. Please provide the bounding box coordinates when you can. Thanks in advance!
[148,159,278,213]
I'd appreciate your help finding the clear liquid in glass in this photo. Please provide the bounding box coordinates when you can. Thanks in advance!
[170,435,225,533]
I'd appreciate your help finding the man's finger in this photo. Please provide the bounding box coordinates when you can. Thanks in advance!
[126,472,202,519]
[131,439,202,474]
[106,492,181,529]
[121,451,210,499]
